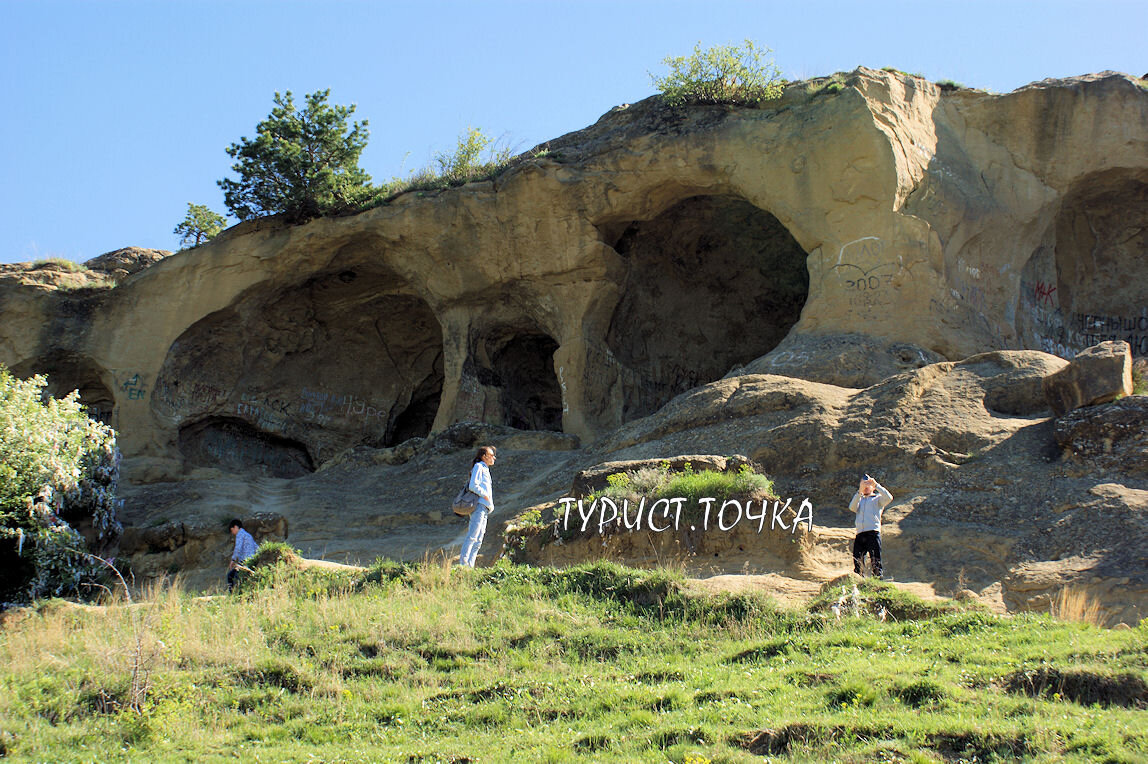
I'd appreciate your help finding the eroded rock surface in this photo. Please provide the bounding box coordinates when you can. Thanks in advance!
[3,69,1145,472]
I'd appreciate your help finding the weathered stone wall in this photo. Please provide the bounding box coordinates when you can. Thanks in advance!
[2,68,1145,479]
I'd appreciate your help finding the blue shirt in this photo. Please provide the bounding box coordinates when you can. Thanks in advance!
[231,527,258,562]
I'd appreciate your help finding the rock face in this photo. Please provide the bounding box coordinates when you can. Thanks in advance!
[2,69,1145,476]
[579,352,1148,625]
[2,70,1147,621]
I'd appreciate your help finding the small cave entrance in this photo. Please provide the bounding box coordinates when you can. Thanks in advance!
[604,195,809,420]
[178,417,315,479]
[10,353,116,425]
[1018,170,1148,357]
[466,329,563,432]
[492,334,563,431]
[389,370,444,445]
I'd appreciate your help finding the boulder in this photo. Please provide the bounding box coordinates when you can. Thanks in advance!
[1042,341,1133,417]
[83,247,171,283]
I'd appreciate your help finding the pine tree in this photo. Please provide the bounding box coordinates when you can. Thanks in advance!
[218,90,371,222]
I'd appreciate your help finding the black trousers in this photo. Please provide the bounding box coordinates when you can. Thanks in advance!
[853,531,882,577]
[227,568,239,592]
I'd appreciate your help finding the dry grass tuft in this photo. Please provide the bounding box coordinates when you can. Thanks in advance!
[1050,585,1107,627]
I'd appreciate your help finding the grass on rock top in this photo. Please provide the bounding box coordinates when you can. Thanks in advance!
[0,556,1145,762]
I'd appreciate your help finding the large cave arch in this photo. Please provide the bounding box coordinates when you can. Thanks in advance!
[154,261,444,473]
[604,195,809,420]
[1018,170,1148,357]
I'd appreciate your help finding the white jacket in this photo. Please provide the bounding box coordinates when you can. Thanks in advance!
[850,482,893,533]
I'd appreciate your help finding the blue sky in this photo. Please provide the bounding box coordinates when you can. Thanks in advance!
[2,0,1144,264]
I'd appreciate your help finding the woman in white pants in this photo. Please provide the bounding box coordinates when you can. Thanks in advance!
[459,445,496,567]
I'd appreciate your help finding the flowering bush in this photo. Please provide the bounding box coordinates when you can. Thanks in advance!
[0,366,122,601]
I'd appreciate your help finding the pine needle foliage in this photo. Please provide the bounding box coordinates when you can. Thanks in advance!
[173,203,227,249]
[218,89,372,223]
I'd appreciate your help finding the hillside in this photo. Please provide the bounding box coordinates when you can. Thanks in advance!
[1,560,1145,762]
[1,69,1146,623]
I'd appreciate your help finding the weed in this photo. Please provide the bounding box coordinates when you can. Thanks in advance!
[826,680,878,708]
[891,678,948,707]
[29,257,87,272]
[1050,585,1107,627]
[1131,360,1147,395]
[807,74,848,99]
[365,127,518,205]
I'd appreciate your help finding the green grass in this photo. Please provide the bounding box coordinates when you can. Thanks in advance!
[806,73,848,100]
[1,558,1145,762]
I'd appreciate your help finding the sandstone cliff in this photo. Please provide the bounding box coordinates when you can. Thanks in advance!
[2,69,1146,621]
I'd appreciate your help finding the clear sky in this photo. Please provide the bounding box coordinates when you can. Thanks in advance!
[2,0,1144,265]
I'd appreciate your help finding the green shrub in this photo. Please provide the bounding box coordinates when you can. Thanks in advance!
[372,127,516,201]
[434,126,512,183]
[0,366,121,601]
[651,39,784,108]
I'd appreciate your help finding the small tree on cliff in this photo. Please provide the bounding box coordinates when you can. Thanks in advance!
[173,202,227,248]
[218,89,372,222]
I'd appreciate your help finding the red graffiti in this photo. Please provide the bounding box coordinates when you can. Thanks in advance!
[1033,281,1057,307]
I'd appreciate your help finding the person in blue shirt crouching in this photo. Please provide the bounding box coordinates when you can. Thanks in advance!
[227,519,259,592]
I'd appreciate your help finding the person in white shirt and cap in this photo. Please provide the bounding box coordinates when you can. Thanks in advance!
[849,474,893,577]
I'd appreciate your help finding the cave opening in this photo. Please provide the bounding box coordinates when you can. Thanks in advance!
[1054,171,1148,356]
[604,194,809,420]
[179,416,315,478]
[156,259,445,470]
[10,353,116,425]
[488,333,563,432]
[1018,170,1148,358]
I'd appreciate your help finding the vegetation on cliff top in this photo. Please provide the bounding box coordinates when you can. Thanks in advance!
[172,203,227,249]
[1,557,1144,762]
[218,89,373,222]
[651,39,784,107]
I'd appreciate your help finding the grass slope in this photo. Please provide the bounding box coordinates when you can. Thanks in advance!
[1,556,1145,763]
